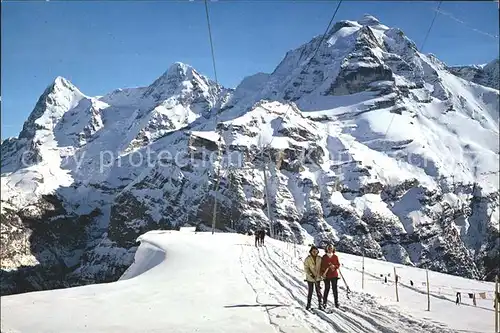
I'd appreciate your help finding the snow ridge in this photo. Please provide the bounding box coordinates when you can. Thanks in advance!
[449,58,500,90]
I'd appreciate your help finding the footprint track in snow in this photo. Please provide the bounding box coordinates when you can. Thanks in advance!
[259,241,457,333]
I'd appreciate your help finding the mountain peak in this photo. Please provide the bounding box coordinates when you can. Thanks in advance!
[17,76,85,140]
[51,76,80,94]
[53,75,70,86]
[148,62,196,89]
[484,58,499,71]
[168,61,191,73]
[163,62,195,81]
[357,14,381,26]
[142,62,215,101]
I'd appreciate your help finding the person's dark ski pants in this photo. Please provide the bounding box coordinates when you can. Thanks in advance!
[323,277,339,307]
[306,281,322,308]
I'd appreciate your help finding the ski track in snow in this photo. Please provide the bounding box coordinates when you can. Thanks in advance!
[243,240,455,333]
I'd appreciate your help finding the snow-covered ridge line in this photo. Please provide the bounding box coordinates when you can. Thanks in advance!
[118,231,169,281]
[448,58,499,90]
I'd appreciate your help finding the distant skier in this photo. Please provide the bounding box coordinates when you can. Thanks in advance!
[255,230,260,247]
[321,244,340,308]
[260,229,266,246]
[456,292,461,305]
[304,245,323,310]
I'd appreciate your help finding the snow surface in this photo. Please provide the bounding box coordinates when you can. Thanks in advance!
[1,231,495,333]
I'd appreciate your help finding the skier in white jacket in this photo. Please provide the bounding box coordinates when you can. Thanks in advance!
[303,245,323,310]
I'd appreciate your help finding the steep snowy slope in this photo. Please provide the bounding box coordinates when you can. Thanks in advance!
[449,58,499,90]
[1,14,498,295]
[1,77,85,207]
[0,231,496,333]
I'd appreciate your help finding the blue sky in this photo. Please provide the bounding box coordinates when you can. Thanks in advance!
[2,0,498,139]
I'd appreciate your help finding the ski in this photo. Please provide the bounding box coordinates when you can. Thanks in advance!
[309,307,335,315]
[311,308,333,316]
[319,305,343,313]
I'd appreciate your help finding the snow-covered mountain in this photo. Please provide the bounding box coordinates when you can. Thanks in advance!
[1,14,499,295]
[449,58,499,90]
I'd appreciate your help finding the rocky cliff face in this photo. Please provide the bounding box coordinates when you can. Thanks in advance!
[449,58,499,90]
[1,14,499,295]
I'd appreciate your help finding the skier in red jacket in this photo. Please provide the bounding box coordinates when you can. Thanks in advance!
[321,244,340,308]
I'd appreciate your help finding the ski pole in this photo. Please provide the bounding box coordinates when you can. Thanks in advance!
[322,266,330,278]
[338,268,351,299]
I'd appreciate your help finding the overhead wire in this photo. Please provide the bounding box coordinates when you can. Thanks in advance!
[203,0,224,234]
[265,0,343,152]
[205,0,267,235]
[203,0,256,235]
[420,0,443,53]
[259,0,343,239]
[384,0,442,138]
[204,0,219,86]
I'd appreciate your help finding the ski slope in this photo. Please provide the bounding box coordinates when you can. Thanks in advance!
[0,231,496,333]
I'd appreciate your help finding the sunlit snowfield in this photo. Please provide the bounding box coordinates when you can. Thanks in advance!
[1,231,495,333]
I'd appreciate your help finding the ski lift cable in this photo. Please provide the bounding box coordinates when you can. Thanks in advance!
[203,0,224,234]
[204,0,219,86]
[264,0,343,153]
[204,0,258,234]
[255,0,342,239]
[203,0,222,134]
[420,0,443,53]
[204,0,250,234]
[384,0,442,138]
